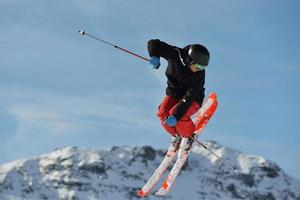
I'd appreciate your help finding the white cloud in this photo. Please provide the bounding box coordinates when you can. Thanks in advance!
[1,86,159,138]
[0,85,163,163]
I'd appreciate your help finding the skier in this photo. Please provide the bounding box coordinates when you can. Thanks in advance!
[148,39,210,152]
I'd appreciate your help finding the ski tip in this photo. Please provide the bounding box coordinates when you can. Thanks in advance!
[155,189,168,196]
[209,92,217,99]
[155,180,169,196]
[136,189,147,197]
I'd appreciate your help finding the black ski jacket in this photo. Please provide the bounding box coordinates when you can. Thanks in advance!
[148,39,205,121]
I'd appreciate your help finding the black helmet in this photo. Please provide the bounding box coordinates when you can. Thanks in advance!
[187,44,210,66]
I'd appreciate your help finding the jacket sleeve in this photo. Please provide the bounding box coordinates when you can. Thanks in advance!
[173,71,205,120]
[147,39,175,60]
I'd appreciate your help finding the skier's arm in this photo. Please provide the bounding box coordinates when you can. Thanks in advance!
[173,72,205,121]
[147,39,175,60]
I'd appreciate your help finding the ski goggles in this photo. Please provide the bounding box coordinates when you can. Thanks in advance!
[190,62,206,72]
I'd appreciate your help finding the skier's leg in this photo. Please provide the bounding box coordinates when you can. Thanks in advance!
[157,96,180,136]
[170,101,200,138]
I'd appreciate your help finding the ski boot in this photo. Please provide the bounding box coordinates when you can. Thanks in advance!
[178,135,195,156]
[168,134,182,152]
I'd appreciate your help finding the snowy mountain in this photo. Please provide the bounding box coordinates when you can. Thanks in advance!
[0,141,300,200]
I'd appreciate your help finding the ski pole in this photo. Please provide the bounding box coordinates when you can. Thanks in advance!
[78,30,150,62]
[189,136,239,174]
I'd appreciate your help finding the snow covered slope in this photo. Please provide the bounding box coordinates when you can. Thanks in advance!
[0,141,299,200]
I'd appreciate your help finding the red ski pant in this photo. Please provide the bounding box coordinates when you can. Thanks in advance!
[157,96,200,138]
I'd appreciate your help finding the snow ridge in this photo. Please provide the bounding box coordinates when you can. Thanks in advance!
[0,141,300,200]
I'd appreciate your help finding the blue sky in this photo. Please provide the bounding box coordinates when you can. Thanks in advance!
[1,0,299,179]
